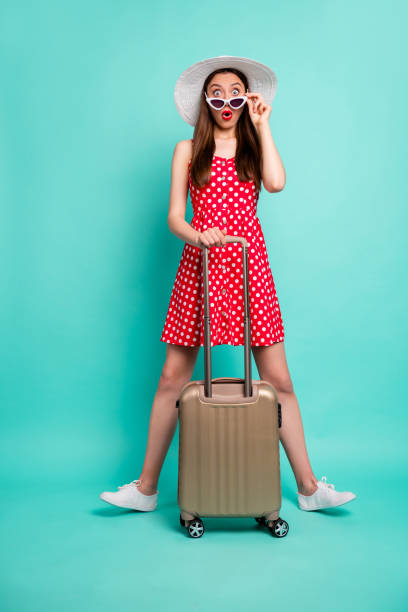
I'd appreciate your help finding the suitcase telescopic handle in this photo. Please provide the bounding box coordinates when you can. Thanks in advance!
[202,235,253,398]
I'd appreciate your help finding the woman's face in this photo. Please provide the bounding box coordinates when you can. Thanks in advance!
[205,73,246,128]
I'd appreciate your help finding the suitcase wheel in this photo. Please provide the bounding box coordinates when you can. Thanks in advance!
[187,518,205,538]
[180,514,205,538]
[268,517,289,538]
[255,516,267,526]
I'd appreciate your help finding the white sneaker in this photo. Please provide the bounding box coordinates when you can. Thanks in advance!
[297,476,356,511]
[99,479,158,511]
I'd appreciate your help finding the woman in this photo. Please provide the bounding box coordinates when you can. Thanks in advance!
[100,55,356,513]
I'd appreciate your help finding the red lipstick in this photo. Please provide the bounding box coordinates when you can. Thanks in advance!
[222,109,232,120]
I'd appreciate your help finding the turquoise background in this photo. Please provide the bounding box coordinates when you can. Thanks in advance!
[1,0,407,610]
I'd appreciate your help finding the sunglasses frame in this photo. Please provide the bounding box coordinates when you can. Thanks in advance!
[204,89,249,111]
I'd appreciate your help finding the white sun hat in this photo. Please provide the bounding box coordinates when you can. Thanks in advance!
[174,55,278,126]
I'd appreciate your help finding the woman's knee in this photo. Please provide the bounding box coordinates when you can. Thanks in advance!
[158,353,197,393]
[264,374,294,395]
[158,369,187,393]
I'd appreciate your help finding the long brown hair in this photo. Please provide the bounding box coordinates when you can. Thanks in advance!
[189,67,262,193]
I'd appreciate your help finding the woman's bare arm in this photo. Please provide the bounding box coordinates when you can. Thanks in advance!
[256,123,286,193]
[167,140,200,247]
[167,139,228,248]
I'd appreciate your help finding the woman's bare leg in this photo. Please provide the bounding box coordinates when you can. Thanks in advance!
[137,344,200,495]
[252,342,318,496]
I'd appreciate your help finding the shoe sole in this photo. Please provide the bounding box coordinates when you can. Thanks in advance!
[299,494,356,511]
[100,495,157,512]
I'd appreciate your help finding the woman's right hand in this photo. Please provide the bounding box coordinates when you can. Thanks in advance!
[196,227,228,248]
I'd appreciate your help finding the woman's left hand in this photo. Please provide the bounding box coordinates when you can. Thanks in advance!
[246,92,272,127]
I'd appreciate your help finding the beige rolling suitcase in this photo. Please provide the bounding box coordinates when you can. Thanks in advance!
[175,236,289,539]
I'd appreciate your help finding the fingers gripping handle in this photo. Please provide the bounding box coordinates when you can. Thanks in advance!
[202,235,253,398]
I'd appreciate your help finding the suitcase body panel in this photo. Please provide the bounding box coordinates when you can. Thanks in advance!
[177,378,281,518]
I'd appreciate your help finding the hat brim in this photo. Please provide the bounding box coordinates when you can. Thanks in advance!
[174,55,278,126]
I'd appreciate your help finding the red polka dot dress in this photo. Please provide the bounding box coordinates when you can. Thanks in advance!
[160,154,285,347]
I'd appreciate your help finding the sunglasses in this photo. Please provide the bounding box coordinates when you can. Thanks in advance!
[204,90,249,111]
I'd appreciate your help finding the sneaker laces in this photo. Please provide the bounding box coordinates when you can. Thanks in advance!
[319,476,335,490]
[117,479,158,494]
[118,479,141,489]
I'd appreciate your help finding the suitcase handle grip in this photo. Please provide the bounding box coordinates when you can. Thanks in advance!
[202,236,252,398]
[198,235,249,249]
